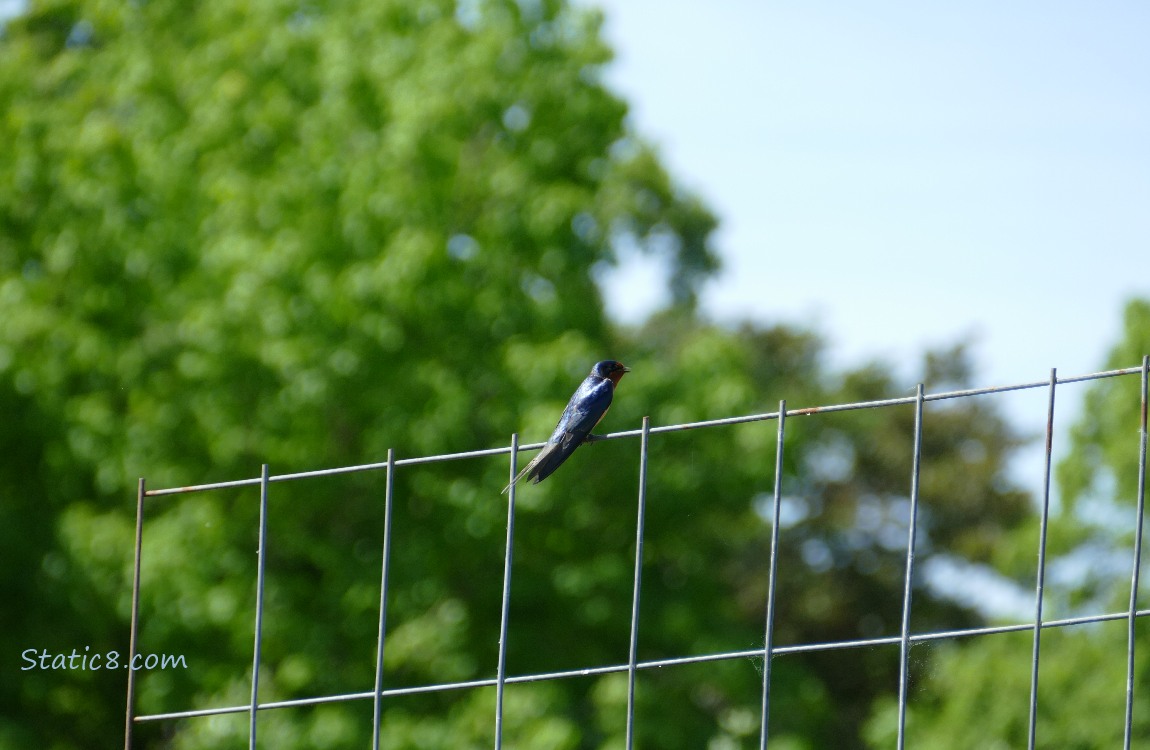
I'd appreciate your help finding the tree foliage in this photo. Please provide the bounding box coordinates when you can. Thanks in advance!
[862,299,1150,748]
[1,1,1037,748]
[1059,299,1150,515]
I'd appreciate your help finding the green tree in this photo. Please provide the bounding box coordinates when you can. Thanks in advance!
[863,300,1150,748]
[1060,299,1150,515]
[0,0,714,746]
[0,1,1033,748]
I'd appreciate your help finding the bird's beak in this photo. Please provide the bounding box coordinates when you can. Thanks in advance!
[622,366,631,373]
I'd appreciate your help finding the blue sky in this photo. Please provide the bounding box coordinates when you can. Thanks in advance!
[592,1,1149,390]
[587,0,1149,616]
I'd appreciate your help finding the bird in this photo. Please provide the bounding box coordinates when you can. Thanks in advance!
[503,360,630,493]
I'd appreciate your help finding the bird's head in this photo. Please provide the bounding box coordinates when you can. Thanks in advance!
[592,360,630,386]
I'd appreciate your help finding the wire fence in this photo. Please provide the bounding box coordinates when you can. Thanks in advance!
[123,358,1150,749]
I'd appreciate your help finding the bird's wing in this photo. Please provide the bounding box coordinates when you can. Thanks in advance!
[501,378,614,492]
[551,378,614,444]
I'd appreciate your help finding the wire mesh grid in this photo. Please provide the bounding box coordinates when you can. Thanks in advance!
[122,358,1150,749]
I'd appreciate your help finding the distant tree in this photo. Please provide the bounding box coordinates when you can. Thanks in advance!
[863,299,1150,748]
[1059,299,1150,516]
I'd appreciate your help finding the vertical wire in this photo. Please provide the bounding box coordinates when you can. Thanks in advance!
[759,402,787,750]
[1124,355,1149,749]
[494,434,518,750]
[372,450,396,750]
[625,417,651,750]
[1027,369,1057,750]
[249,464,270,750]
[123,478,146,750]
[896,384,925,750]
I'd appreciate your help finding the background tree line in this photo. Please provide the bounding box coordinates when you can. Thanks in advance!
[1,0,1146,747]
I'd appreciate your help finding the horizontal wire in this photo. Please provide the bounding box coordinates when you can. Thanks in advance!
[143,364,1146,498]
[135,607,1150,723]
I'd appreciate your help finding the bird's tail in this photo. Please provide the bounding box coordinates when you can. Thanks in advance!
[501,460,536,494]
[501,441,575,494]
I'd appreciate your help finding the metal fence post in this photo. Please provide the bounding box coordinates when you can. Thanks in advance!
[123,478,146,750]
[759,401,787,749]
[495,434,519,749]
[896,384,925,750]
[1124,356,1149,749]
[1027,370,1058,748]
[372,450,396,750]
[249,465,270,749]
[625,417,651,749]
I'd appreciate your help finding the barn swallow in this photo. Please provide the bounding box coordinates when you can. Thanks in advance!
[503,360,630,493]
